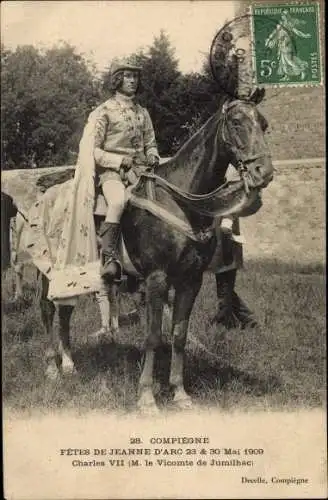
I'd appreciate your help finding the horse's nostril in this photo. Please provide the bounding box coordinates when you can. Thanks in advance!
[252,165,262,178]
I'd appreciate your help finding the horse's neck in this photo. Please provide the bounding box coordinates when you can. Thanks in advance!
[161,99,230,194]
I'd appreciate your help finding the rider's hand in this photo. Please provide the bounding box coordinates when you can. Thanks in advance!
[146,154,159,168]
[121,156,134,170]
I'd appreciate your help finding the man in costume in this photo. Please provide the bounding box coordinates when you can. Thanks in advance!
[93,57,159,281]
[90,57,159,336]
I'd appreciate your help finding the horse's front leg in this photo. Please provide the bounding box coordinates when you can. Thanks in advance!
[11,215,24,301]
[58,304,76,375]
[91,280,118,343]
[108,282,120,338]
[170,276,202,409]
[13,263,24,301]
[40,274,58,380]
[138,270,168,414]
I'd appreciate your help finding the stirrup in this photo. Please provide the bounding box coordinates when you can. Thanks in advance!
[101,252,123,283]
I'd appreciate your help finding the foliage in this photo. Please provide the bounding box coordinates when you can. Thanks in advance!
[168,71,222,151]
[1,43,102,169]
[3,33,223,166]
[1,29,324,168]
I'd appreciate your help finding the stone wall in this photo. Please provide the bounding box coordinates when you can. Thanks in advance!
[260,86,325,160]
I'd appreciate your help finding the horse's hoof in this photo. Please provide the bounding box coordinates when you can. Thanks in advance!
[98,376,112,396]
[62,365,77,377]
[137,402,160,417]
[110,327,119,342]
[137,391,160,416]
[175,398,193,410]
[173,390,193,410]
[61,356,76,376]
[45,362,60,381]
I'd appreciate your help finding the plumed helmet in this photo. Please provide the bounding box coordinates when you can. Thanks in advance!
[110,56,141,78]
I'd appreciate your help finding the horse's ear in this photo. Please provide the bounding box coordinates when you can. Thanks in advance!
[222,101,229,114]
[250,87,266,105]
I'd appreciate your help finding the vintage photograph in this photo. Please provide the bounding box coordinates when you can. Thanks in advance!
[1,1,326,499]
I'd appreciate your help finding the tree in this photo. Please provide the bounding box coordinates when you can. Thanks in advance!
[1,43,102,169]
[134,31,183,155]
[168,71,221,150]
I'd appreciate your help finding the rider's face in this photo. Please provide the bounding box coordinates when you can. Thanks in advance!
[120,70,139,96]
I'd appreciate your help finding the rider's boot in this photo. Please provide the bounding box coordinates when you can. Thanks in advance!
[100,222,123,282]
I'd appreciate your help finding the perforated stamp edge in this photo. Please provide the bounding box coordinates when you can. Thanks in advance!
[248,1,324,88]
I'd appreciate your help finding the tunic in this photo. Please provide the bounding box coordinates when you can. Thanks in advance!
[93,92,159,185]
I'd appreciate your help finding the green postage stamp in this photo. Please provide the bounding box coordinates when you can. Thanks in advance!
[251,2,322,86]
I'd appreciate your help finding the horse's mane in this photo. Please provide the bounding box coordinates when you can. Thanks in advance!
[160,94,229,176]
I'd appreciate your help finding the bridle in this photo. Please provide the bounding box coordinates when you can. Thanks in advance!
[221,99,269,194]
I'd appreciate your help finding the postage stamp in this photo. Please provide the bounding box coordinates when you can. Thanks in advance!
[250,2,322,86]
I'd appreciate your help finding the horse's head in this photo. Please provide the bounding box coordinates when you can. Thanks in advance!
[221,89,273,190]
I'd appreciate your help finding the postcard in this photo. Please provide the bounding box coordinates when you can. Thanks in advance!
[2,1,326,498]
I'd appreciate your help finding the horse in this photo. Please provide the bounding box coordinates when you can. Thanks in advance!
[1,206,37,305]
[29,90,274,412]
[1,192,18,273]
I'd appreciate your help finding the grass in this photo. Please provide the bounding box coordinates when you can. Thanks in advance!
[2,164,326,414]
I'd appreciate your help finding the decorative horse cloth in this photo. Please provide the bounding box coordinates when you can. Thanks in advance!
[22,105,105,298]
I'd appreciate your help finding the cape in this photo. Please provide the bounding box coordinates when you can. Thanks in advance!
[17,105,107,301]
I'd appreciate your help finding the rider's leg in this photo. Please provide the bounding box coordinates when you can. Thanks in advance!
[100,179,126,280]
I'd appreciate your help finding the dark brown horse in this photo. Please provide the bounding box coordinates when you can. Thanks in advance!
[40,91,273,412]
[1,192,18,272]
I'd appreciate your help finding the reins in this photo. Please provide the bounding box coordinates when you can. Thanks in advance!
[135,171,243,204]
[132,99,264,209]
